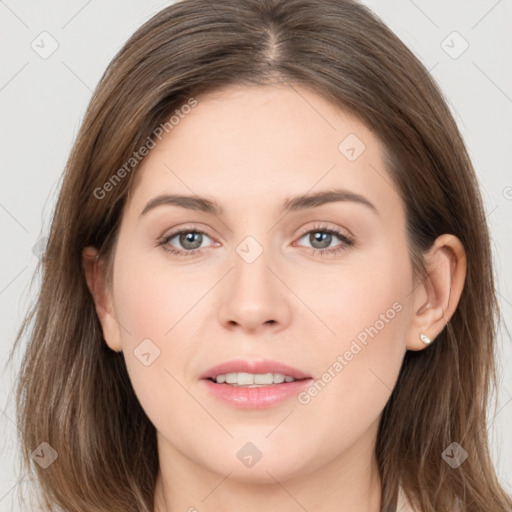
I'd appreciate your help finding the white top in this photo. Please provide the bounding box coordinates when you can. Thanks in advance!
[396,485,418,512]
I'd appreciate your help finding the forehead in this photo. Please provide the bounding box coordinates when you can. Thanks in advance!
[124,83,398,220]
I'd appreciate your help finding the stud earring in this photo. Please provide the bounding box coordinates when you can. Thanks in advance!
[419,333,431,345]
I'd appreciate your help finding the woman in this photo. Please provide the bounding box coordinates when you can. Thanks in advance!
[10,0,512,511]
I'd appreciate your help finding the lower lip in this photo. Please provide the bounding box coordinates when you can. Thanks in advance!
[201,378,313,409]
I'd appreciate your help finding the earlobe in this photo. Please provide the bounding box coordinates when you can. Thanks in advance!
[82,246,123,352]
[406,234,466,351]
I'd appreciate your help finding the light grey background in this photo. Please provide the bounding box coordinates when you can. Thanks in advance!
[1,0,511,509]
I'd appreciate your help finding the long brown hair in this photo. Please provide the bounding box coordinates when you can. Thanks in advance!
[9,0,511,510]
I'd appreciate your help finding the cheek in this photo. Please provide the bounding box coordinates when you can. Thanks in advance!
[308,239,411,357]
[297,241,411,427]
[110,251,189,399]
[110,246,226,388]
[113,247,212,344]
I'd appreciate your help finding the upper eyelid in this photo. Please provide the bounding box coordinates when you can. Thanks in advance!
[162,222,349,237]
[297,223,353,238]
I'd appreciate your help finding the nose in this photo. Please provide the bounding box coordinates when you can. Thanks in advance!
[217,240,292,333]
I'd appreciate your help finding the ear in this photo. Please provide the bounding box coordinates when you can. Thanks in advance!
[406,234,466,351]
[82,246,123,352]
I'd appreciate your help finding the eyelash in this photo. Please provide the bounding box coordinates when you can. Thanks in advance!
[157,223,355,258]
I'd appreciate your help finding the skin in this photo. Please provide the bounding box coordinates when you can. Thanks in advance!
[83,83,466,512]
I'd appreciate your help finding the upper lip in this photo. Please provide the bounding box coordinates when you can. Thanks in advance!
[200,359,312,380]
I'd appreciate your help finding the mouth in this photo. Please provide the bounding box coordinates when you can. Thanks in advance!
[200,358,311,382]
[199,359,313,409]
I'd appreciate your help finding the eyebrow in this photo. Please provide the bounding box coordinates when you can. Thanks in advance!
[139,188,378,218]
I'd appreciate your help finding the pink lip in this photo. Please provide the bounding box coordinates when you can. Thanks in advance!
[199,359,313,409]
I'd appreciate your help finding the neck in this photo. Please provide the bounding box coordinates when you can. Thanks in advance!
[153,422,382,512]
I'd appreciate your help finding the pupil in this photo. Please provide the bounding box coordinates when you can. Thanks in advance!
[312,231,331,249]
[181,232,201,249]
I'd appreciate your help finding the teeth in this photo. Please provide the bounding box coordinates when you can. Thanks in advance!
[213,372,297,386]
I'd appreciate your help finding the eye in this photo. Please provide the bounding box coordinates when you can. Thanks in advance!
[157,229,216,256]
[294,224,355,256]
[157,224,355,258]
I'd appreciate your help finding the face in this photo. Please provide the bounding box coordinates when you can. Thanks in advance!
[99,84,418,483]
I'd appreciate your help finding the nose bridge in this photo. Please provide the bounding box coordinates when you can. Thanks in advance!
[231,232,276,303]
[235,234,267,267]
[228,207,276,283]
[217,230,290,330]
